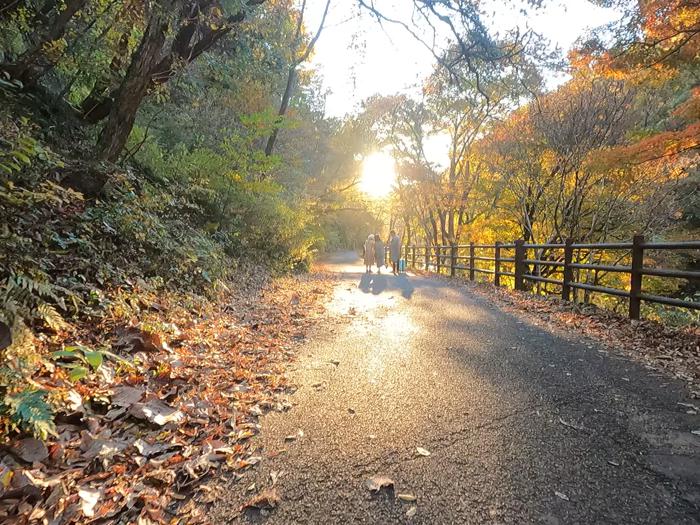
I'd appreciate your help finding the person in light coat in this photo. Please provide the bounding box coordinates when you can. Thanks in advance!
[389,230,401,274]
[363,234,375,273]
[374,233,385,273]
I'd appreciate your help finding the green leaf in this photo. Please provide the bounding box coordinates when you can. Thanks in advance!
[68,366,89,382]
[13,152,31,165]
[51,349,81,360]
[84,351,103,370]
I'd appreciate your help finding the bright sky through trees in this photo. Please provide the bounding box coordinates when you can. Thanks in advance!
[360,151,398,198]
[306,0,621,118]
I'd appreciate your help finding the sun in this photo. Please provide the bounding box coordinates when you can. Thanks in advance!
[360,152,397,198]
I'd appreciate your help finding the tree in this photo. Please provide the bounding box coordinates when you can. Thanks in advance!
[264,0,331,157]
[357,0,550,97]
[4,0,89,86]
[575,0,700,163]
[96,0,268,160]
[480,74,685,249]
[96,0,177,160]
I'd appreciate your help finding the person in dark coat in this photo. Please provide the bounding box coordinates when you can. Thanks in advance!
[389,230,401,274]
[374,234,385,273]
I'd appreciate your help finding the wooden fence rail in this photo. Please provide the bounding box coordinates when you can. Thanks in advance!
[402,235,700,320]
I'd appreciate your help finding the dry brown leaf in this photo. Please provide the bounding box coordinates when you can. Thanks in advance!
[78,487,101,517]
[111,385,144,408]
[12,438,49,463]
[555,491,569,501]
[129,399,184,426]
[242,488,280,510]
[366,475,394,492]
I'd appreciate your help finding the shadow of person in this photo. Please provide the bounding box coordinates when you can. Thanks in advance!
[395,274,415,299]
[359,273,372,293]
[370,273,387,294]
[358,273,388,295]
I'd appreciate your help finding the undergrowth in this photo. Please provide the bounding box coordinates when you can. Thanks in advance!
[0,88,315,442]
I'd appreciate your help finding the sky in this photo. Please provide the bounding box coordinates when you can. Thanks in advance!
[304,0,622,118]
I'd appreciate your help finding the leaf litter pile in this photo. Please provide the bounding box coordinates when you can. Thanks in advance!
[1,272,332,524]
[469,281,700,397]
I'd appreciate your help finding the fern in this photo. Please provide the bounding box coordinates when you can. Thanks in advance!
[1,274,71,332]
[2,389,56,440]
[0,118,40,178]
[0,275,67,441]
[36,303,67,331]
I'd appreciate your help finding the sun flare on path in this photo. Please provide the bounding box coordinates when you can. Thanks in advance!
[360,151,397,198]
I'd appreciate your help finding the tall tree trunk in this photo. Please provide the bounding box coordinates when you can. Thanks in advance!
[265,66,296,156]
[81,30,130,122]
[96,1,174,161]
[264,0,330,157]
[404,217,412,246]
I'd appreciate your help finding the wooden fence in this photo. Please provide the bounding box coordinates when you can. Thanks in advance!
[403,235,700,320]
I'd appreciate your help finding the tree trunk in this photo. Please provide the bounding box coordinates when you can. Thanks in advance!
[8,0,87,86]
[81,30,130,122]
[96,2,174,161]
[83,1,255,123]
[265,66,296,156]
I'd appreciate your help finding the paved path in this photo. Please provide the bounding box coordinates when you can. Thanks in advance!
[219,252,700,524]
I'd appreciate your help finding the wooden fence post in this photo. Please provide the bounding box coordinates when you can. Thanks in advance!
[629,234,644,320]
[514,239,526,291]
[411,246,416,270]
[562,238,573,301]
[450,244,456,277]
[425,244,429,271]
[494,241,501,287]
[436,246,441,274]
[469,242,475,281]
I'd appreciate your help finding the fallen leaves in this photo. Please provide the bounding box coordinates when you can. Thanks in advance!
[554,491,570,501]
[11,438,49,463]
[78,487,101,518]
[365,475,394,493]
[0,273,332,524]
[110,385,144,408]
[241,487,280,511]
[416,447,431,457]
[558,417,585,432]
[128,399,185,426]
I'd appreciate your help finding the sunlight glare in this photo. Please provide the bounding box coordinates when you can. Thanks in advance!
[360,152,397,198]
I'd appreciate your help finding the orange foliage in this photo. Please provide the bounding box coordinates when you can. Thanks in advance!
[572,0,700,164]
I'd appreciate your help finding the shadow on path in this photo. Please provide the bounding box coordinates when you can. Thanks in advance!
[358,272,415,299]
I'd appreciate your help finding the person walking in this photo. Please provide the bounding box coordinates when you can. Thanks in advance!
[389,230,401,275]
[363,234,375,273]
[374,233,385,274]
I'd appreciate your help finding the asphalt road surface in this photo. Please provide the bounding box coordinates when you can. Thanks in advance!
[217,252,700,524]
